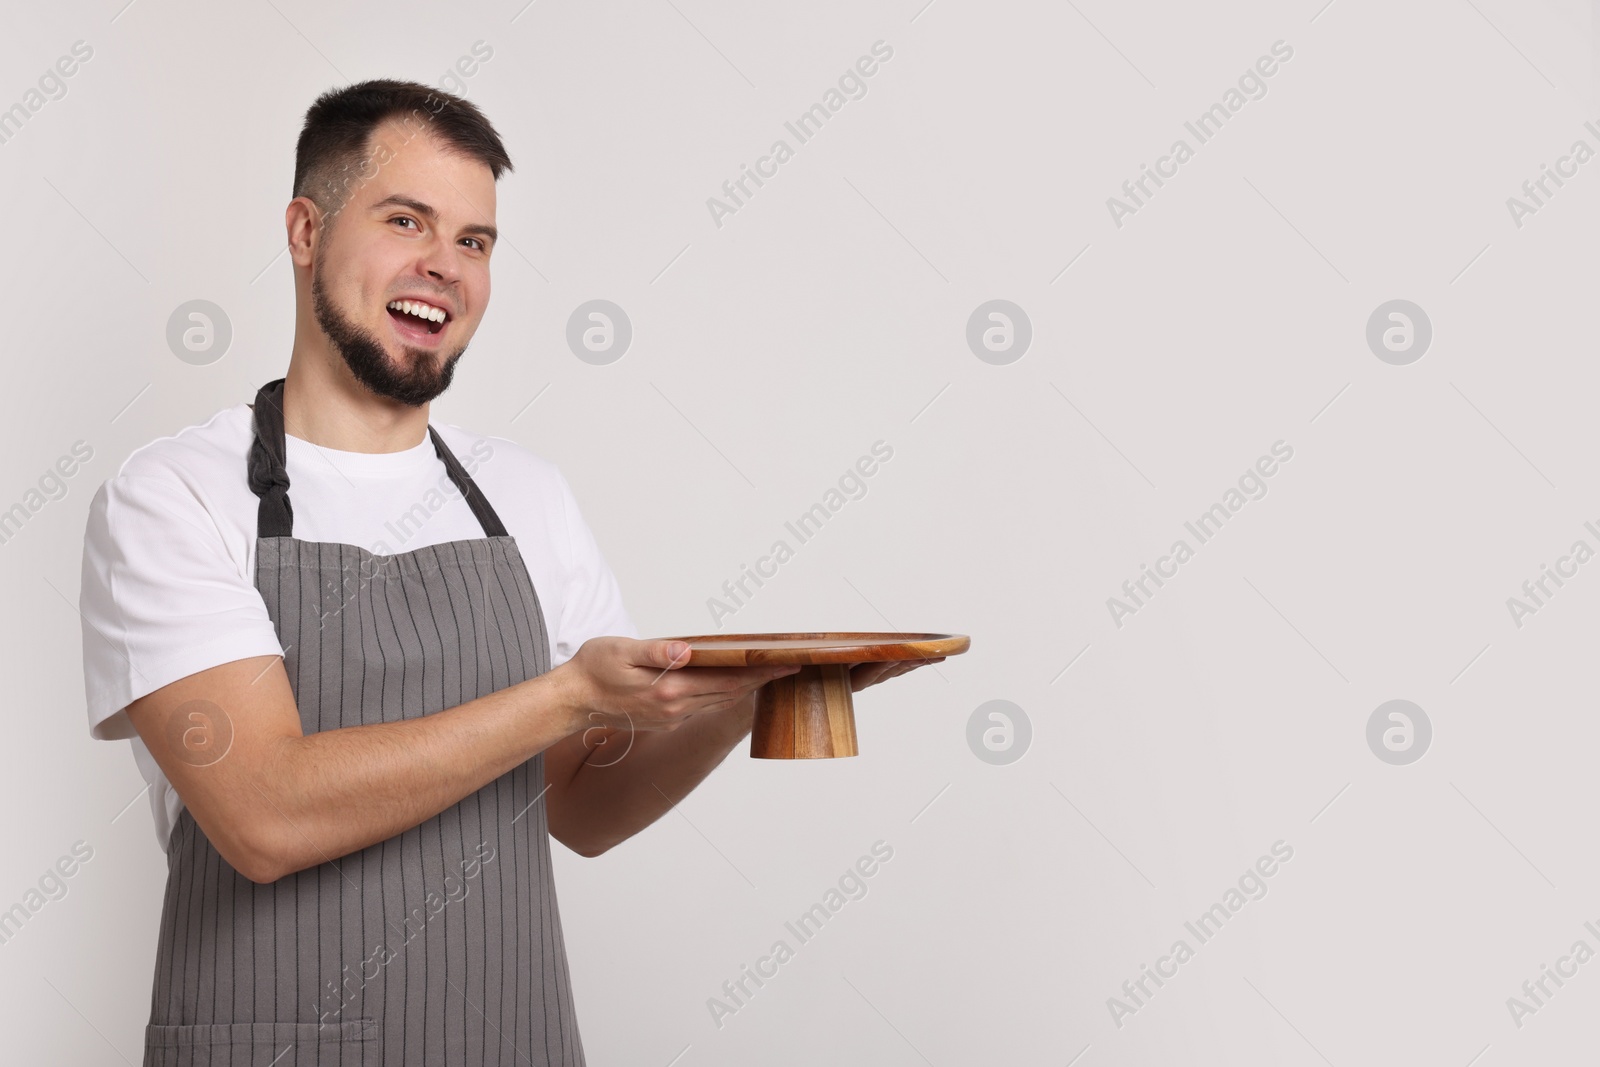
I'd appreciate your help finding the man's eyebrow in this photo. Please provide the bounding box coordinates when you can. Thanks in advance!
[371,194,498,244]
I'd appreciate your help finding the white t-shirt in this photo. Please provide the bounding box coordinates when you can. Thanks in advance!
[79,400,638,849]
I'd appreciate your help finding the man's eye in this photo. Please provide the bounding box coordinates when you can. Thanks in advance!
[391,216,418,230]
[462,237,483,251]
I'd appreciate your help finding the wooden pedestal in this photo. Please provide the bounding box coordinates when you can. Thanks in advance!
[751,663,858,759]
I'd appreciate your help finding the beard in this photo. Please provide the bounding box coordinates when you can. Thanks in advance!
[310,257,466,407]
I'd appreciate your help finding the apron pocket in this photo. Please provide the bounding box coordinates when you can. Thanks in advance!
[146,1018,378,1064]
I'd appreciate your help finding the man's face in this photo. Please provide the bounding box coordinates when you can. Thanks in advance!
[307,120,498,407]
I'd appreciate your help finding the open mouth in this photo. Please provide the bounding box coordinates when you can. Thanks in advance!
[386,299,450,337]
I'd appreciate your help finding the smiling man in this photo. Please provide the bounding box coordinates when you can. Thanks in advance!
[77,79,935,1067]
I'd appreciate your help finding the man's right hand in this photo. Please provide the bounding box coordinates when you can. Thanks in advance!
[554,637,800,734]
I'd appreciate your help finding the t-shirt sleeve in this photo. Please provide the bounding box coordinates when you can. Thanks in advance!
[552,469,638,667]
[79,474,284,741]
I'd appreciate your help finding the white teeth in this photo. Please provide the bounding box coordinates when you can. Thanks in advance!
[387,300,447,324]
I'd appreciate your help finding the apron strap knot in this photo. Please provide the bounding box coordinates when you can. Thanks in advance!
[248,378,295,537]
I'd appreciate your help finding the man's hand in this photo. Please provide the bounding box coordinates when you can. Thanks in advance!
[541,646,943,858]
[847,657,946,692]
[554,637,801,733]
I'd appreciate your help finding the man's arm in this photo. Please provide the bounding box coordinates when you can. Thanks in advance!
[543,655,945,858]
[126,654,587,883]
[543,691,759,858]
[127,638,799,882]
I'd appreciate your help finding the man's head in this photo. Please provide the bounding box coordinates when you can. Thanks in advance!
[288,79,512,407]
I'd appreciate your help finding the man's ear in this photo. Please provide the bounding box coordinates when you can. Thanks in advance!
[285,196,324,269]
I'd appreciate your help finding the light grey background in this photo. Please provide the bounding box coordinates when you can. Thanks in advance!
[3,0,1598,1062]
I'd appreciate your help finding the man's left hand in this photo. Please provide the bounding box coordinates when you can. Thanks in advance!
[847,657,946,693]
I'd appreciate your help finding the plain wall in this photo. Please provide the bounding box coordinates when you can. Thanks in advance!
[2,0,1599,1063]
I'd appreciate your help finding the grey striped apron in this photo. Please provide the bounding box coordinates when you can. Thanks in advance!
[144,377,585,1066]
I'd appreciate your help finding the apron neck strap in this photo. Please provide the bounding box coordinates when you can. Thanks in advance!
[247,377,509,540]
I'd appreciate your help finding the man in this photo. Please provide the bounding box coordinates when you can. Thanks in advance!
[78,79,929,1066]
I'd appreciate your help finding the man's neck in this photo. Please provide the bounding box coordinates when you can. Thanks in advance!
[279,354,430,454]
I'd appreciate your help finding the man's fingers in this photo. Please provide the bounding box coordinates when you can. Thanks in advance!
[635,640,694,689]
[652,640,692,669]
[846,658,945,692]
[657,663,799,698]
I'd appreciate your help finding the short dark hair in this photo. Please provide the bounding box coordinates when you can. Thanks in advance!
[292,78,512,218]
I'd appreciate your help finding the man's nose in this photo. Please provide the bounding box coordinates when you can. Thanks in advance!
[418,238,461,285]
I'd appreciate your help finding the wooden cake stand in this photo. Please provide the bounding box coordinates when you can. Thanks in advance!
[659,632,971,759]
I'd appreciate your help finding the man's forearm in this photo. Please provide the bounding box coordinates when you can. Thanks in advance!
[248,667,582,880]
[552,691,758,857]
